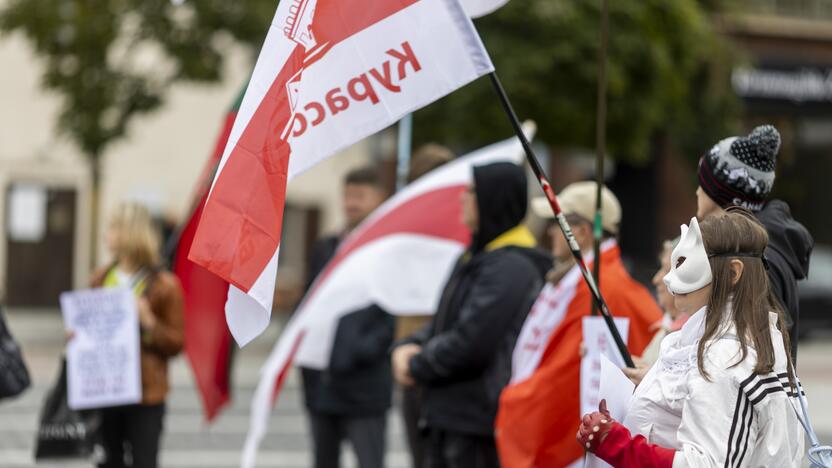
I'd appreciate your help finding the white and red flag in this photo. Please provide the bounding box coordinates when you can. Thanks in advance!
[241,128,533,467]
[188,0,495,346]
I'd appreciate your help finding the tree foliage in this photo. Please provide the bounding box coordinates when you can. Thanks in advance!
[0,0,738,165]
[0,0,273,159]
[414,0,739,164]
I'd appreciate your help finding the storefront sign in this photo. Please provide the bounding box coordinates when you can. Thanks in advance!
[732,66,832,103]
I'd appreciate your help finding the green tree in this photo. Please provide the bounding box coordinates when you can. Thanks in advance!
[414,0,739,164]
[0,0,273,261]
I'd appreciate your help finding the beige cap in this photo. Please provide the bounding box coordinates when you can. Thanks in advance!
[532,181,622,235]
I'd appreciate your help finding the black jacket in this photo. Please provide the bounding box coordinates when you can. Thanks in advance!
[401,162,552,436]
[756,200,813,359]
[300,235,395,416]
[404,246,550,435]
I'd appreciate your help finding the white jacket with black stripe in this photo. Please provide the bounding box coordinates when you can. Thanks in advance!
[623,306,804,468]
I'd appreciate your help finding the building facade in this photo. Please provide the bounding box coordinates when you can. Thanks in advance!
[0,32,391,309]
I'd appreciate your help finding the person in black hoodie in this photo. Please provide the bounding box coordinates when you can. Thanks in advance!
[300,167,393,468]
[696,124,813,360]
[392,162,551,468]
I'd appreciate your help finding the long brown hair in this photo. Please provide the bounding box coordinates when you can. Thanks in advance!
[697,208,794,385]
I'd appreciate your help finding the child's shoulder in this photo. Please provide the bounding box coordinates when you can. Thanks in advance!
[700,334,757,378]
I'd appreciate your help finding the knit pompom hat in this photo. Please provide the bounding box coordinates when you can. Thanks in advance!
[698,125,780,212]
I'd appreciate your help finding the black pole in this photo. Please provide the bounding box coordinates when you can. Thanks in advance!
[486,72,633,368]
[592,0,609,315]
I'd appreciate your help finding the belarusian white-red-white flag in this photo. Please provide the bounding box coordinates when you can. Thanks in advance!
[241,128,533,468]
[188,0,494,346]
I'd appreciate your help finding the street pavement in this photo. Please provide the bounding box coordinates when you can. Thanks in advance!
[1,309,830,468]
[0,310,410,468]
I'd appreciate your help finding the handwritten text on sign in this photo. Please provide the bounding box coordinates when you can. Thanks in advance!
[60,287,142,410]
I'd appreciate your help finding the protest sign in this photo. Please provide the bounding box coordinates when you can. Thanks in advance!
[60,287,142,410]
[584,353,636,468]
[580,316,629,418]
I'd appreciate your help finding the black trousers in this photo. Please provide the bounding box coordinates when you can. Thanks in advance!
[402,386,426,468]
[424,430,500,468]
[97,403,165,468]
[308,411,386,468]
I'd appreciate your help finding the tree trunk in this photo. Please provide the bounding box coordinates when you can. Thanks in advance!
[89,153,102,270]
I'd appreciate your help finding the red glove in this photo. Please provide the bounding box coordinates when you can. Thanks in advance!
[577,399,615,451]
[577,400,676,468]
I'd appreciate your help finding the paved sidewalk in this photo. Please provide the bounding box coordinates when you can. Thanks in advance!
[1,310,830,467]
[0,309,410,468]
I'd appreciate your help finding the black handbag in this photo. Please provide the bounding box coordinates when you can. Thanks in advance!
[0,306,30,400]
[34,359,101,460]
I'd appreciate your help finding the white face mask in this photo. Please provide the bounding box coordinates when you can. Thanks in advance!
[664,217,712,295]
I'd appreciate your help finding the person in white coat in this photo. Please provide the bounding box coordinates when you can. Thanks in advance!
[577,208,804,467]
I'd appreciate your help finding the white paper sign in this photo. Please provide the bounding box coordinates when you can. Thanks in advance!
[7,184,47,242]
[584,354,637,468]
[580,316,629,418]
[60,287,142,410]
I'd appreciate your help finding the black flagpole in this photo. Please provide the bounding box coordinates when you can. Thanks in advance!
[592,0,610,316]
[487,72,634,368]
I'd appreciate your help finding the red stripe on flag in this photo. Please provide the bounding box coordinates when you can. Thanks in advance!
[174,108,238,422]
[302,184,471,308]
[271,330,306,406]
[273,184,470,407]
[188,0,421,292]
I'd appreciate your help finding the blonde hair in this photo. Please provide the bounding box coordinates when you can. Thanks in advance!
[109,202,161,268]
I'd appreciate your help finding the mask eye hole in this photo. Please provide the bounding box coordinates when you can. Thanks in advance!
[676,256,687,269]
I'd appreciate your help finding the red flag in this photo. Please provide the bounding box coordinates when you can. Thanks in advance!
[172,90,244,422]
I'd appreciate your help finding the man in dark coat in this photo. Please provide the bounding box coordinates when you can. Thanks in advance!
[300,167,393,468]
[696,124,813,360]
[392,162,551,468]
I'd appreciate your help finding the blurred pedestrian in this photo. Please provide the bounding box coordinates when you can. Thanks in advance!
[300,167,393,468]
[85,202,184,468]
[396,143,455,468]
[696,124,812,359]
[579,210,803,467]
[392,161,551,468]
[496,182,663,468]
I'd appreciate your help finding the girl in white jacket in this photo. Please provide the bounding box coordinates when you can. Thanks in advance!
[577,209,804,467]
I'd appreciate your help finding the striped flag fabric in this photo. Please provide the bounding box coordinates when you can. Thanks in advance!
[241,128,534,468]
[188,0,495,347]
[171,89,244,422]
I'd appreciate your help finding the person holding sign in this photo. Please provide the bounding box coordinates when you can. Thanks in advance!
[70,202,184,468]
[578,210,804,467]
